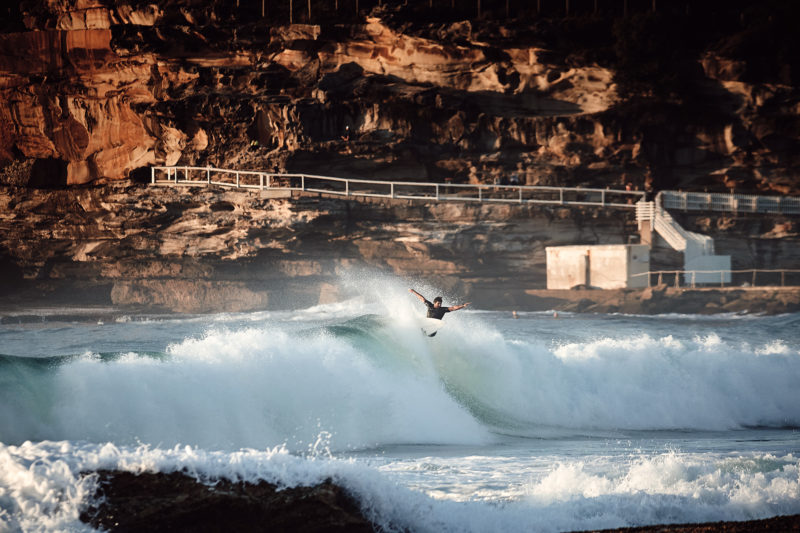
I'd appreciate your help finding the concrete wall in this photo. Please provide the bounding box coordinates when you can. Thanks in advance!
[684,255,732,286]
[546,244,650,289]
[546,246,589,289]
[627,245,651,288]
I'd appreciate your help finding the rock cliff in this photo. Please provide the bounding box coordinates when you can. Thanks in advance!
[1,0,799,312]
[1,1,798,191]
[0,182,638,311]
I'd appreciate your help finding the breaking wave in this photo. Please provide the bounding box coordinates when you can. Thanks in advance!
[1,308,799,451]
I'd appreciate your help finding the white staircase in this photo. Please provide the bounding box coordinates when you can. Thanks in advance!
[637,193,730,285]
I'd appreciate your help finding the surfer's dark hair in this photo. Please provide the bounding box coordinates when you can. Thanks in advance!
[433,296,443,303]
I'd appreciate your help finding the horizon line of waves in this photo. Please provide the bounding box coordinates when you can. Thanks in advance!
[1,441,798,533]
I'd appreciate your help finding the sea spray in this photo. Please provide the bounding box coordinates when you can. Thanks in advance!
[1,311,799,450]
[0,321,489,450]
[1,441,798,533]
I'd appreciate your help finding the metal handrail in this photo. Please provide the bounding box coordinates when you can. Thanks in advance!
[632,269,800,288]
[150,165,645,209]
[661,190,800,216]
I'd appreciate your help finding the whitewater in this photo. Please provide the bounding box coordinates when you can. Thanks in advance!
[1,276,799,532]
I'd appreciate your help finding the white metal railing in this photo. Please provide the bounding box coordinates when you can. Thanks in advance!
[637,197,714,255]
[656,201,714,254]
[635,200,654,227]
[150,166,645,208]
[632,269,800,288]
[661,190,800,215]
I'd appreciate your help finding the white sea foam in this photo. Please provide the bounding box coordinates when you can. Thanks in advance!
[1,441,798,533]
[418,316,800,432]
[1,302,799,451]
[522,452,800,532]
[0,321,489,450]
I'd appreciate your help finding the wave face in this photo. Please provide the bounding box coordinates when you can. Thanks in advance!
[0,302,799,451]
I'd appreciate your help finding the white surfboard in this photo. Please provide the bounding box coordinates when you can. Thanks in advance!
[419,317,445,337]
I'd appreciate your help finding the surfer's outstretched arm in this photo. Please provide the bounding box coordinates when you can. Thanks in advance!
[447,302,471,312]
[409,288,427,302]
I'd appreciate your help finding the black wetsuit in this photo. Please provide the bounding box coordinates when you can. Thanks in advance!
[425,300,450,320]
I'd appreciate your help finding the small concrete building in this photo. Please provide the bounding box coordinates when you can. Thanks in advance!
[546,244,650,290]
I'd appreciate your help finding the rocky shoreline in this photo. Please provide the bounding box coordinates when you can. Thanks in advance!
[1,183,799,316]
[1,286,799,324]
[522,286,800,315]
[79,470,798,533]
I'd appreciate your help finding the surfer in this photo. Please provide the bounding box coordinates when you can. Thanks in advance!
[408,289,470,320]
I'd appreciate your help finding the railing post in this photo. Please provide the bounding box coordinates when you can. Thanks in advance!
[151,167,155,184]
[184,166,188,182]
[436,184,440,201]
[207,168,210,184]
[601,190,605,206]
[782,270,785,286]
[390,183,394,199]
[559,188,564,205]
[236,172,240,188]
[519,187,523,203]
[302,175,306,191]
[260,173,264,189]
[346,180,350,196]
[691,271,696,288]
[675,271,680,288]
[721,271,724,287]
[752,270,756,287]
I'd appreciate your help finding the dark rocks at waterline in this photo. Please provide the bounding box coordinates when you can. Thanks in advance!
[523,287,800,315]
[80,470,374,533]
[78,469,800,533]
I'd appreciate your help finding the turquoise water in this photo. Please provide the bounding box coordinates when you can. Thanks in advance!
[1,279,799,532]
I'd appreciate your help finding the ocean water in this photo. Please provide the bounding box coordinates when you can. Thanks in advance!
[1,276,799,532]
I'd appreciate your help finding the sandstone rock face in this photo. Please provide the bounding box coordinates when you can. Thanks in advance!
[0,182,638,312]
[1,1,797,192]
[0,26,156,184]
[1,181,797,313]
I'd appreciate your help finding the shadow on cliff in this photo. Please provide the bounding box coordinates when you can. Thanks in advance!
[28,158,68,189]
[0,252,23,295]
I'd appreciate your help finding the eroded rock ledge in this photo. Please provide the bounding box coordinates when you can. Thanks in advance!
[2,181,800,314]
